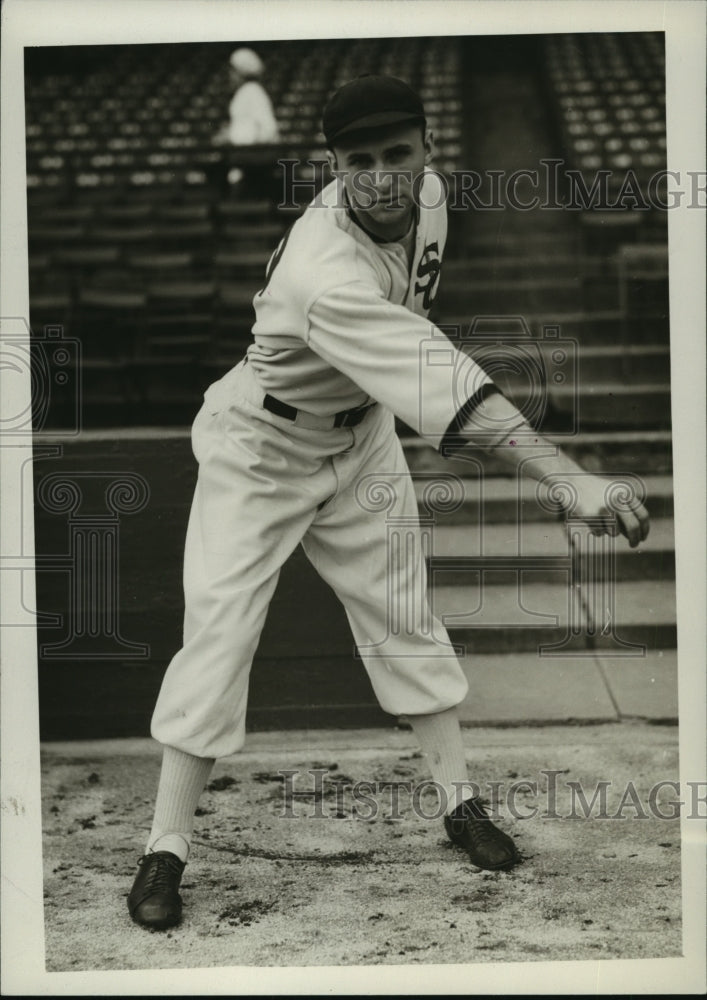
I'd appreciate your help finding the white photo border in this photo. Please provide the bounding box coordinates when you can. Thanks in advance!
[1,0,705,995]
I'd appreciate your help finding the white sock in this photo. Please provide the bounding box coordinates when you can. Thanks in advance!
[146,746,215,863]
[406,706,475,815]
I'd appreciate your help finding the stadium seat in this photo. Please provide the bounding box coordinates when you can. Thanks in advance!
[86,224,156,249]
[29,253,51,274]
[213,249,270,279]
[126,251,195,279]
[219,221,286,248]
[73,287,147,360]
[29,290,72,336]
[545,30,666,240]
[151,219,213,251]
[216,199,273,220]
[138,280,216,360]
[97,203,154,224]
[127,355,207,420]
[53,246,122,270]
[40,204,95,225]
[618,244,669,343]
[28,223,85,247]
[212,284,259,360]
[154,203,211,223]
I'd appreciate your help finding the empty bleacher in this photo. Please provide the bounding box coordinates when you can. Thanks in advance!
[543,31,668,257]
[546,33,665,181]
[25,37,465,424]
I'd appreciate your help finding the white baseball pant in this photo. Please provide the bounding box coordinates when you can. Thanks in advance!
[151,360,469,758]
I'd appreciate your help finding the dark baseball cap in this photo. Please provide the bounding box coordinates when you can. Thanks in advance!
[322,75,425,147]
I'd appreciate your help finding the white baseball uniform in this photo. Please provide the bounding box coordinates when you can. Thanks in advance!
[151,170,499,759]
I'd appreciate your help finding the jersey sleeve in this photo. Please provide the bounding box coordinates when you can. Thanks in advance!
[306,280,497,451]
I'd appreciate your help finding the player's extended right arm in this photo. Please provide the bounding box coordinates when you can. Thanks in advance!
[455,388,650,548]
[307,282,649,548]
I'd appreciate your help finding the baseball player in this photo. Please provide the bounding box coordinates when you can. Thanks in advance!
[127,75,649,930]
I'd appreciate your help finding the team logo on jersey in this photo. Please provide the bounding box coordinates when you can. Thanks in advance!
[414,241,441,310]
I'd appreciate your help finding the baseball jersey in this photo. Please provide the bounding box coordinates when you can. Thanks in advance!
[240,169,494,451]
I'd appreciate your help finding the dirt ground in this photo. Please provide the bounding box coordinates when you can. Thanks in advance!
[37,721,685,976]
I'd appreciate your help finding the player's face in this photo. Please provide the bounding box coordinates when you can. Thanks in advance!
[330,123,433,238]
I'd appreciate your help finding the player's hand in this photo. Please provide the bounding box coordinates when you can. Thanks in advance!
[570,475,650,549]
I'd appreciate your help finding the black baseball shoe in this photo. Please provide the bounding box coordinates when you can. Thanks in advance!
[444,797,520,871]
[127,851,186,930]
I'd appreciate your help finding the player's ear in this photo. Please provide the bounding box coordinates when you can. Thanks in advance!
[325,149,338,175]
[423,128,434,166]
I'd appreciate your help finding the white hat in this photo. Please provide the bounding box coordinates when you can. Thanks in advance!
[229,48,264,77]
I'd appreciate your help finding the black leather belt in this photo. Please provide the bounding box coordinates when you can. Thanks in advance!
[263,393,374,428]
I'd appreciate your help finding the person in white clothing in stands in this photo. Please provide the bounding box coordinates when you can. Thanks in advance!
[217,47,280,146]
[212,47,280,199]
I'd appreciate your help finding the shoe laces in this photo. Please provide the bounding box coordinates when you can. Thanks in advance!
[455,799,498,845]
[139,852,184,893]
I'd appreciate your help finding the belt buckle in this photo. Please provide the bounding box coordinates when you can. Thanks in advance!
[335,408,360,428]
[334,402,372,429]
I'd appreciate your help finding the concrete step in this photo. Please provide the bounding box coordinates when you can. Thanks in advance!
[429,518,675,582]
[548,381,672,430]
[35,644,679,738]
[454,340,671,383]
[455,648,677,724]
[442,255,606,281]
[435,310,669,345]
[594,648,678,721]
[433,580,572,654]
[585,579,677,650]
[459,232,580,255]
[436,317,670,379]
[439,277,584,313]
[565,344,670,381]
[402,430,674,476]
[439,282,625,318]
[581,275,621,311]
[434,579,676,653]
[412,474,674,523]
[446,337,672,429]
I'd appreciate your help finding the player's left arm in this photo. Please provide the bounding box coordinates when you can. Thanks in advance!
[455,388,650,548]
